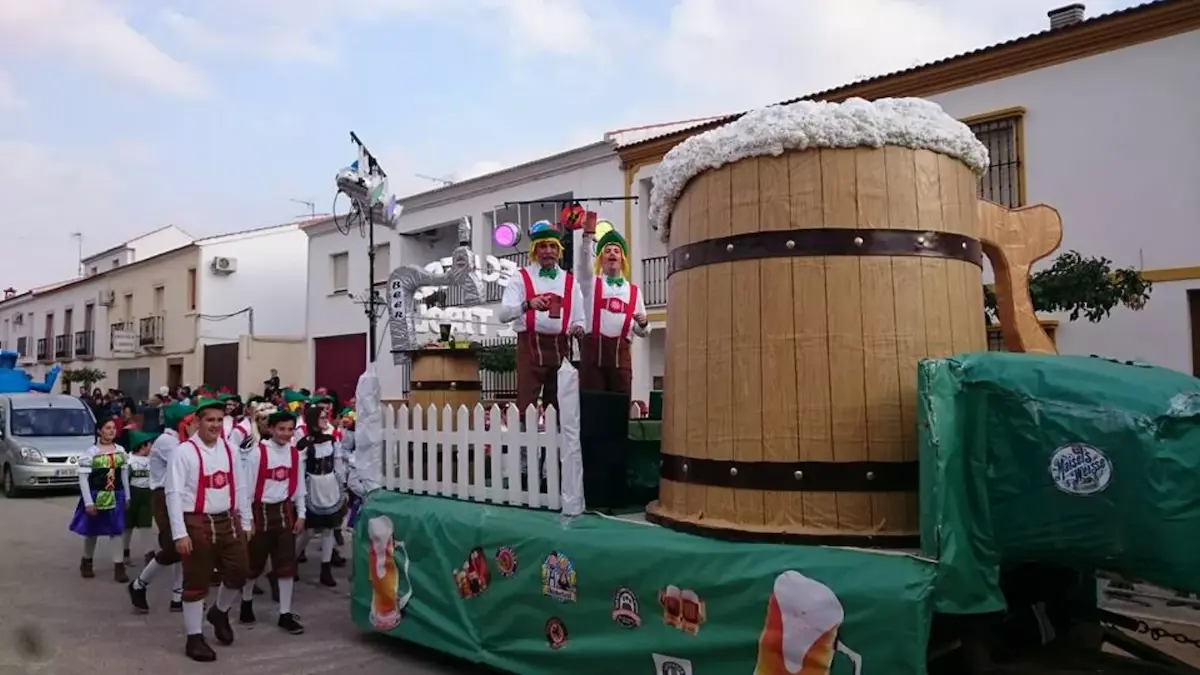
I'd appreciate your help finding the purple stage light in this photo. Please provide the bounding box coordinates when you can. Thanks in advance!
[493,222,521,248]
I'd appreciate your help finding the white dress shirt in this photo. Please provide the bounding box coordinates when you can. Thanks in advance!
[128,453,152,490]
[498,264,586,333]
[165,433,251,539]
[76,444,130,507]
[576,232,648,340]
[148,430,180,490]
[242,439,307,520]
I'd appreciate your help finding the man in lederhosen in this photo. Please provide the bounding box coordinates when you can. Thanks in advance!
[576,219,648,394]
[498,220,585,414]
[128,401,194,614]
[164,398,252,662]
[238,409,305,634]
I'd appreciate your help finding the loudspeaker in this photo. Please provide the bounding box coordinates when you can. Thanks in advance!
[579,390,631,510]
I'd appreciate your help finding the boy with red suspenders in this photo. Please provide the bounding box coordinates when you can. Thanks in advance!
[164,398,251,662]
[238,410,306,634]
[576,219,648,394]
[497,220,585,414]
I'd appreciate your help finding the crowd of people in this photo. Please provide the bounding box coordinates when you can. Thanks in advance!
[66,382,362,663]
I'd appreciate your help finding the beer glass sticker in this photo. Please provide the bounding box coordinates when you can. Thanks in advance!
[651,654,694,675]
[755,571,863,675]
[658,585,707,635]
[453,547,492,599]
[540,552,578,603]
[367,516,413,632]
[1049,443,1113,496]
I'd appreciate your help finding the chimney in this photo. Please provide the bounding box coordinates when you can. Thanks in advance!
[2,287,14,300]
[1048,3,1086,29]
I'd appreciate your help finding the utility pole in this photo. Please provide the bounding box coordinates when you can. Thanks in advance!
[71,232,83,276]
[345,132,388,363]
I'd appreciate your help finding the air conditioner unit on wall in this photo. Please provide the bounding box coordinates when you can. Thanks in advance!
[98,290,115,306]
[211,256,237,274]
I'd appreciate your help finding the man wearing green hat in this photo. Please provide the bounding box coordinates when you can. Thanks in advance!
[576,216,647,394]
[129,401,195,614]
[498,219,585,413]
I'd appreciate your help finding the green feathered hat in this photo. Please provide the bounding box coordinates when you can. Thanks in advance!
[282,389,307,404]
[310,395,334,405]
[127,430,158,451]
[194,397,224,415]
[594,227,631,279]
[162,402,195,430]
[267,410,296,426]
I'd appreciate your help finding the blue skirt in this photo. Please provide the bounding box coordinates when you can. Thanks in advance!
[68,492,127,537]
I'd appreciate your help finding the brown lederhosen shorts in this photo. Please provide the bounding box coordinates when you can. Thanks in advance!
[516,331,570,413]
[180,512,249,602]
[151,488,181,566]
[579,334,632,395]
[248,501,298,580]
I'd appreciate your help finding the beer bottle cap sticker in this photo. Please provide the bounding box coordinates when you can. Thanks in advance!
[545,618,568,649]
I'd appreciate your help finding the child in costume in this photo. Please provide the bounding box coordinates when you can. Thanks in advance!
[122,430,158,565]
[294,405,346,587]
[576,218,648,394]
[70,417,131,582]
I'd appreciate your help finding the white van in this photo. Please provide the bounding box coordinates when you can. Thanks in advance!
[0,393,96,497]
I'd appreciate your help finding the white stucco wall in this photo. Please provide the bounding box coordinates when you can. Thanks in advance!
[197,225,309,342]
[629,29,1200,377]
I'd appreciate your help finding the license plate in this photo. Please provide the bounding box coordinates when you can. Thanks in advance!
[55,469,75,478]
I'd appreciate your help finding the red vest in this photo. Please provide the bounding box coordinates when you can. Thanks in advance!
[183,438,236,514]
[253,441,300,504]
[590,277,639,340]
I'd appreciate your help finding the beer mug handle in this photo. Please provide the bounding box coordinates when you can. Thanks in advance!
[836,641,863,675]
[977,200,1063,354]
[394,541,414,611]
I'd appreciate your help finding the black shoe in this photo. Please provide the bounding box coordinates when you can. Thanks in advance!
[185,634,216,662]
[319,563,337,588]
[206,606,235,646]
[80,557,95,579]
[128,581,149,614]
[114,562,129,584]
[330,548,347,568]
[169,600,183,612]
[122,548,132,565]
[239,600,256,625]
[278,613,305,635]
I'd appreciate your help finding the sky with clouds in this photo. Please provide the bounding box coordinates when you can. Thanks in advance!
[0,0,1139,291]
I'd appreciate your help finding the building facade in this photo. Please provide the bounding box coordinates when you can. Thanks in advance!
[616,1,1200,380]
[304,141,634,401]
[0,223,310,400]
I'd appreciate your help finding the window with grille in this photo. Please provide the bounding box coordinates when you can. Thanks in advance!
[969,115,1023,207]
[330,252,349,293]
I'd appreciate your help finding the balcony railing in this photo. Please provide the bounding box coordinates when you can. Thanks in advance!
[641,256,667,307]
[442,251,529,307]
[139,315,165,347]
[16,337,27,359]
[54,334,72,360]
[75,330,95,359]
[36,338,49,362]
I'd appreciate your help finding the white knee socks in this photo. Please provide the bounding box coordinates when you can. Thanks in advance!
[242,580,256,602]
[83,536,97,558]
[121,528,134,552]
[215,585,236,612]
[171,564,183,602]
[320,530,335,563]
[278,578,295,615]
[135,559,160,589]
[108,536,122,563]
[295,530,314,557]
[183,601,204,635]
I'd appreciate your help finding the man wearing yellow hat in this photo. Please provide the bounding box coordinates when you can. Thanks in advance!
[576,216,647,394]
[498,220,585,413]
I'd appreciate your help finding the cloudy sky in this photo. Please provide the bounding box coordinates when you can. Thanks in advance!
[0,0,1138,291]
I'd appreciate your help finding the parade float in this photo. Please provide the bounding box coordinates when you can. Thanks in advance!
[348,99,1200,675]
[0,351,60,393]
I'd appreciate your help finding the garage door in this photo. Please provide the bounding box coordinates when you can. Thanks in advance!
[203,342,240,393]
[313,333,367,403]
[117,367,151,403]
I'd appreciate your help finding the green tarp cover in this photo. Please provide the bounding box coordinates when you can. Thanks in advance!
[354,491,936,675]
[919,352,1200,615]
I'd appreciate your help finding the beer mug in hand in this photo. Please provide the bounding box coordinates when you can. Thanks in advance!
[545,294,563,319]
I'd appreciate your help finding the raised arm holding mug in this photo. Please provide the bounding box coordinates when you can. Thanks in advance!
[575,213,647,395]
[498,220,585,414]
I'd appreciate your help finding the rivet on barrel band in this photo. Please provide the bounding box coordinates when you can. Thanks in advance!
[725,243,734,252]
[867,471,876,480]
[786,240,795,249]
[450,382,457,390]
[794,470,803,480]
[853,236,864,246]
[729,467,738,477]
[917,236,927,246]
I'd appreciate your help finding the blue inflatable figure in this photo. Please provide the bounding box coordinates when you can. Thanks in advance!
[0,350,61,393]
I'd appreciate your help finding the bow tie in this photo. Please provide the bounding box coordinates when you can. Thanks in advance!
[604,276,624,287]
[538,266,558,280]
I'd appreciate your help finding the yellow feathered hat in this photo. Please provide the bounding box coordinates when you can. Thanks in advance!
[593,222,631,279]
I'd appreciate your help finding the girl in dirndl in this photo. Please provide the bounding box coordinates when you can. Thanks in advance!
[295,406,346,588]
[122,431,157,565]
[69,417,130,582]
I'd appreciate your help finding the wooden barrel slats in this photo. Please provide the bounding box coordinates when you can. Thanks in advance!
[646,146,988,547]
[407,350,482,427]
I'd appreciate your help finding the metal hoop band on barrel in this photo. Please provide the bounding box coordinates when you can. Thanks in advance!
[643,507,921,549]
[410,380,482,391]
[667,228,983,276]
[658,453,918,493]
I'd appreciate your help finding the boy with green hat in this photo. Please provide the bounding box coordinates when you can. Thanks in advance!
[122,430,158,565]
[575,216,647,394]
[497,219,585,413]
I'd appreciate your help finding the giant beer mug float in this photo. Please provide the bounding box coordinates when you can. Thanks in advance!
[644,98,1061,545]
[755,571,860,675]
[367,515,413,631]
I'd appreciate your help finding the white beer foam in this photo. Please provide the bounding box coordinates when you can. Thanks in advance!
[774,570,844,673]
[648,97,990,243]
[368,516,394,578]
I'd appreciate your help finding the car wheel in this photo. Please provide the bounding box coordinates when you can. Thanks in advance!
[2,465,21,498]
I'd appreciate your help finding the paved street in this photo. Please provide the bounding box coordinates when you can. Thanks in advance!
[0,493,485,675]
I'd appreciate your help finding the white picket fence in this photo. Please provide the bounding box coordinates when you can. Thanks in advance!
[382,403,562,511]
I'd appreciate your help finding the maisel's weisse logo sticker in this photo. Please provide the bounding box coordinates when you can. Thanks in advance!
[495,546,518,577]
[545,618,568,649]
[652,654,694,675]
[611,587,641,628]
[540,552,577,603]
[1049,443,1113,496]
